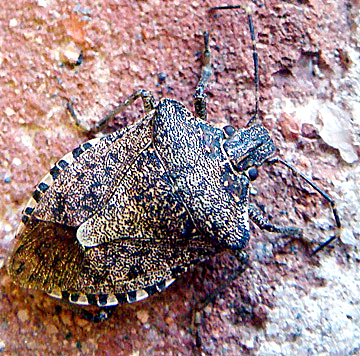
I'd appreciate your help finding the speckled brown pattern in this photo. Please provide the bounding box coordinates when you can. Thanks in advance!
[1,1,358,355]
[8,84,279,307]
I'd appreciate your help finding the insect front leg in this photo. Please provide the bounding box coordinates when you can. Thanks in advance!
[194,31,212,121]
[249,203,303,237]
[67,89,156,132]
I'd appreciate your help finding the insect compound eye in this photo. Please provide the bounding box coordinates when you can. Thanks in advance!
[223,125,236,138]
[247,167,258,181]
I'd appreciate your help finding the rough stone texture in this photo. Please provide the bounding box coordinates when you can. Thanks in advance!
[0,1,359,355]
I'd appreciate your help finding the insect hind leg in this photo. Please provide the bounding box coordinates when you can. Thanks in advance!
[80,306,116,323]
[64,301,117,323]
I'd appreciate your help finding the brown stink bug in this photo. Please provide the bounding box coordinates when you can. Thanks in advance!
[7,6,341,311]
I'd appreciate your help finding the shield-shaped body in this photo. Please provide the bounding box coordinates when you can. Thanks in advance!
[8,98,275,306]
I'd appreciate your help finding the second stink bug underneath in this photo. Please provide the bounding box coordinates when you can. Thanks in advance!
[7,8,341,310]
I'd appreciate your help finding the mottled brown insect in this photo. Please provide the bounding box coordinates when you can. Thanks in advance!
[7,7,340,309]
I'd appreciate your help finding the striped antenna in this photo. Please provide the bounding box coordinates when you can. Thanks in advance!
[210,5,260,125]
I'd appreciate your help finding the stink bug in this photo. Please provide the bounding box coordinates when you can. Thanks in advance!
[7,6,340,310]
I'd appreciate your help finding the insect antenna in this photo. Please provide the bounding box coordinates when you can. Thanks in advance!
[268,158,342,255]
[211,4,342,255]
[210,4,261,125]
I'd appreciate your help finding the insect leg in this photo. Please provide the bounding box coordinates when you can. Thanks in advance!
[80,307,116,323]
[249,203,303,237]
[192,250,248,350]
[67,89,156,132]
[268,158,341,255]
[194,31,211,121]
[64,301,116,323]
[94,89,156,131]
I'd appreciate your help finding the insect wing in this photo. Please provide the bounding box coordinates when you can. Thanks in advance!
[32,113,154,227]
[8,109,221,306]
